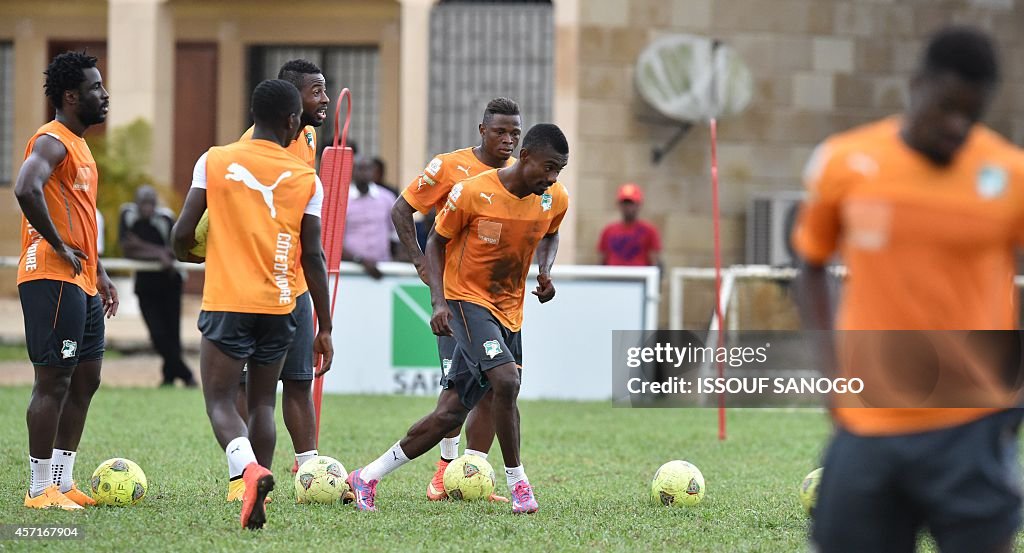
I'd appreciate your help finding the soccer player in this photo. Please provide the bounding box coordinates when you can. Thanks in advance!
[792,27,1023,553]
[171,79,334,529]
[230,59,330,501]
[391,97,521,502]
[16,51,118,510]
[348,123,569,514]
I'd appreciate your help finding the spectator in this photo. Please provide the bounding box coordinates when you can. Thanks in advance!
[372,156,398,196]
[342,155,401,279]
[119,186,196,388]
[598,183,662,267]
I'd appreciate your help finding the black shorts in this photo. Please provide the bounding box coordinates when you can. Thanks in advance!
[437,334,457,382]
[198,310,297,366]
[240,292,314,383]
[20,280,104,368]
[812,410,1024,553]
[440,300,522,410]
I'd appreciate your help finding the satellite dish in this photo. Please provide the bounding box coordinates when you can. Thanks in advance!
[636,34,754,123]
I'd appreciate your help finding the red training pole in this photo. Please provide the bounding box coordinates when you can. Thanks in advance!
[710,116,727,441]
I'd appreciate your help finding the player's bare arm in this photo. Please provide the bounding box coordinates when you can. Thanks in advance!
[425,231,452,336]
[532,231,559,303]
[95,259,119,318]
[14,134,87,276]
[300,213,334,376]
[391,195,430,284]
[170,187,207,262]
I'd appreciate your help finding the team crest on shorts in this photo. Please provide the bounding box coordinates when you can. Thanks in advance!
[442,358,452,375]
[482,340,502,359]
[977,164,1007,199]
[61,340,78,359]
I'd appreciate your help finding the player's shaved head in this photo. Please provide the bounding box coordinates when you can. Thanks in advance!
[482,97,520,124]
[904,26,1000,165]
[919,26,999,86]
[278,59,323,89]
[251,79,301,125]
[521,124,569,157]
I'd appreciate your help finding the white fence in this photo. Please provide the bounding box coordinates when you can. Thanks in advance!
[0,257,658,400]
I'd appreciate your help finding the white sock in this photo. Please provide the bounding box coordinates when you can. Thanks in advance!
[465,449,488,460]
[29,456,53,498]
[295,450,318,469]
[52,449,76,492]
[439,436,460,461]
[362,441,410,482]
[226,437,257,480]
[505,465,528,489]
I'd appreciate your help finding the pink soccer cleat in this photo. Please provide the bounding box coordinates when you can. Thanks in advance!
[510,481,538,514]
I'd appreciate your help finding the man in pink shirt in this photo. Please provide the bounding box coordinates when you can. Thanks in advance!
[343,155,399,279]
[598,183,662,267]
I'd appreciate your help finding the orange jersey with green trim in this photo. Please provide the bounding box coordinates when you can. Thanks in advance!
[240,125,317,295]
[17,121,100,295]
[202,140,318,314]
[792,117,1024,435]
[402,147,515,215]
[434,170,568,331]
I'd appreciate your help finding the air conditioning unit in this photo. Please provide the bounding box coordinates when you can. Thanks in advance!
[746,191,805,266]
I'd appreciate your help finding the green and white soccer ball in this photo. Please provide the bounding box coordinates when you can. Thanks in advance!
[799,468,823,515]
[91,458,147,506]
[651,460,705,507]
[443,454,496,501]
[294,456,348,504]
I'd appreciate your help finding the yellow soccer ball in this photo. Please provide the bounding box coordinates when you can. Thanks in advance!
[443,454,496,501]
[651,460,705,507]
[799,468,823,515]
[295,456,348,504]
[91,458,147,506]
[191,210,209,257]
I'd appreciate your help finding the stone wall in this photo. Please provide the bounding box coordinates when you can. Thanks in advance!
[573,0,1024,271]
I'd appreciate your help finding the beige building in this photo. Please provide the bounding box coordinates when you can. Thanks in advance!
[3,0,1024,300]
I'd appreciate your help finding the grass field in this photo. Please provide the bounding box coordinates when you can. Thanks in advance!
[0,386,959,552]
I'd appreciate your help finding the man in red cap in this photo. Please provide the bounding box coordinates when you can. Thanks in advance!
[598,183,662,267]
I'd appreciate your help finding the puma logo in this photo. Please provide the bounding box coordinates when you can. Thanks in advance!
[392,450,399,461]
[456,165,471,177]
[480,192,494,204]
[224,162,291,219]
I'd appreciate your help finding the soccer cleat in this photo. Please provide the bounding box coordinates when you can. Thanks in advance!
[226,478,244,502]
[228,478,272,503]
[487,492,510,503]
[427,459,449,501]
[240,463,274,530]
[346,468,378,512]
[63,483,97,507]
[341,488,356,505]
[24,485,83,510]
[510,481,538,514]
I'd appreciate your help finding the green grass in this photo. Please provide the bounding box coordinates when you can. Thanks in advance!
[0,387,846,551]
